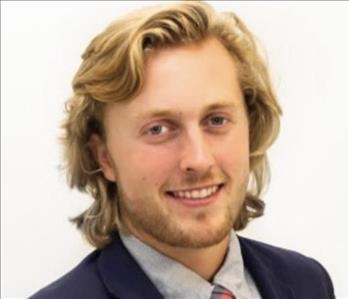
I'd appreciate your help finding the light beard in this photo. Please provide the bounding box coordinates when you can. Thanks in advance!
[117,181,247,249]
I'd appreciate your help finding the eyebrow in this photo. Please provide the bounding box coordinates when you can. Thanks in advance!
[136,109,179,122]
[136,101,237,122]
[204,101,237,112]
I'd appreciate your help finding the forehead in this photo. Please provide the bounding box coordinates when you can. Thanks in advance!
[106,37,243,120]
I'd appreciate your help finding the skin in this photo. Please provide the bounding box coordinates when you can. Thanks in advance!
[91,37,250,281]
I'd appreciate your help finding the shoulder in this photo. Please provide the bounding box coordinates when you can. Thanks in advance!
[29,250,110,299]
[238,235,335,297]
[29,233,162,299]
[239,235,327,271]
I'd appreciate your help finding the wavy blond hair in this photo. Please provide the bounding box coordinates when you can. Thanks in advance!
[62,1,281,248]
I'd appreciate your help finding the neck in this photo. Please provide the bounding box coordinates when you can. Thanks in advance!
[127,227,230,281]
[158,237,230,281]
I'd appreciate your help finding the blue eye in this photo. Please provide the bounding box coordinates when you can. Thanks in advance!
[148,125,168,135]
[209,116,227,126]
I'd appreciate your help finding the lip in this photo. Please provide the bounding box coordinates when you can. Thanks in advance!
[165,184,224,208]
[167,183,222,193]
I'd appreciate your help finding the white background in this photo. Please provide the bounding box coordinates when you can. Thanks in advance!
[1,1,348,298]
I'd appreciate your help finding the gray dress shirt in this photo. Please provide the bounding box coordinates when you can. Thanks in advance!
[120,230,262,299]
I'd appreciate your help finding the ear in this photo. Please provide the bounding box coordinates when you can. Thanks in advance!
[89,134,116,182]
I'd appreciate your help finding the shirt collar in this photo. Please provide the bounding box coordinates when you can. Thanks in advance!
[120,230,253,299]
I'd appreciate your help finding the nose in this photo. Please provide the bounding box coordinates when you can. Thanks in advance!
[179,128,215,174]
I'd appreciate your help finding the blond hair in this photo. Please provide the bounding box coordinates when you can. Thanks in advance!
[62,1,281,248]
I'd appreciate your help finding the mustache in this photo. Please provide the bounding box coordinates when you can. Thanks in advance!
[165,169,228,191]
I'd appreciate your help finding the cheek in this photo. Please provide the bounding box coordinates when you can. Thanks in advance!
[216,132,250,176]
[114,145,177,193]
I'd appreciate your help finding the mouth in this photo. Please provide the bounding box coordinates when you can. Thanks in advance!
[165,183,225,207]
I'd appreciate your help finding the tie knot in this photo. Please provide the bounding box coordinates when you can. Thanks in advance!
[210,284,235,299]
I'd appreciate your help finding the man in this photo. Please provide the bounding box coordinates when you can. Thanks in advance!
[30,1,335,298]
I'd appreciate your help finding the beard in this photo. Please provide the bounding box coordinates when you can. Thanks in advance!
[117,171,248,249]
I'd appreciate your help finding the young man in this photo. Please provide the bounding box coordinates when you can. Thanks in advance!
[30,2,335,299]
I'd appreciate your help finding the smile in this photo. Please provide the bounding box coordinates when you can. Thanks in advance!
[167,184,223,200]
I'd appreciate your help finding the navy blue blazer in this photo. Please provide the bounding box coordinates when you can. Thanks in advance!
[30,234,335,299]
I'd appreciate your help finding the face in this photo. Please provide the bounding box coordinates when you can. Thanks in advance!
[93,37,250,249]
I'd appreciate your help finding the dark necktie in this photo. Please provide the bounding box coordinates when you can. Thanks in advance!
[210,284,235,299]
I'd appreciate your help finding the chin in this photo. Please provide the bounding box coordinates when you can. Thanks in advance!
[173,229,231,249]
[159,216,233,249]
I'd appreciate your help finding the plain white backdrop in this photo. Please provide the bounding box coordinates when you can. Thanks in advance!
[1,1,348,298]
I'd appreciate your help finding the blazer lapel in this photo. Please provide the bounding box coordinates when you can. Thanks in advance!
[97,233,164,299]
[238,236,295,299]
[97,233,296,299]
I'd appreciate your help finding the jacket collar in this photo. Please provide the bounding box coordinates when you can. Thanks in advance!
[97,232,295,299]
[98,233,164,299]
[238,235,295,299]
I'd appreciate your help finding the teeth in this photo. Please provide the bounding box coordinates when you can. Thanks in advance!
[171,185,219,199]
[199,189,207,198]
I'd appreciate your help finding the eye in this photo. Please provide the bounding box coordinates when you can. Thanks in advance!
[208,116,227,126]
[147,124,169,136]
